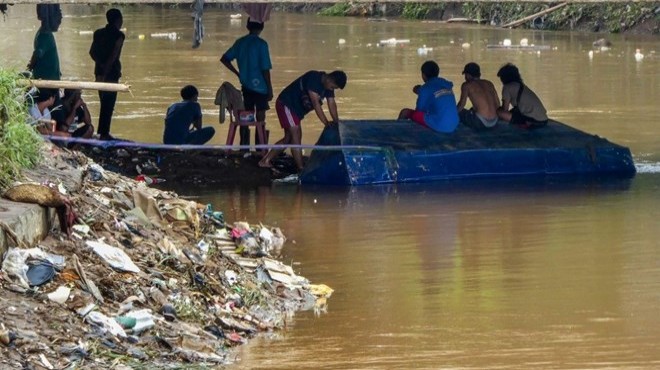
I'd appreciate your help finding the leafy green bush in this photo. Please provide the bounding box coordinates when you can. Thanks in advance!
[0,67,43,189]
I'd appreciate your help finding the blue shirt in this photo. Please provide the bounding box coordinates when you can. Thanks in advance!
[277,71,334,119]
[163,100,202,144]
[222,34,272,94]
[416,77,459,133]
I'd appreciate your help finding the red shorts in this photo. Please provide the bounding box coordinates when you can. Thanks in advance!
[276,100,301,129]
[404,109,428,128]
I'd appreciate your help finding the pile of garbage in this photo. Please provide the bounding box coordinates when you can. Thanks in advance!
[0,145,332,369]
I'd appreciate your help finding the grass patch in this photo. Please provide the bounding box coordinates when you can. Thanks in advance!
[318,2,352,17]
[0,67,43,190]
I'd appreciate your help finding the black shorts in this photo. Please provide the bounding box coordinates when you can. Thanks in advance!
[242,88,270,111]
[510,107,547,128]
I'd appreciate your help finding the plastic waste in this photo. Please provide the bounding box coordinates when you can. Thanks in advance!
[196,239,209,257]
[379,37,410,46]
[123,309,155,334]
[114,316,137,329]
[150,32,177,40]
[47,286,71,304]
[160,303,177,322]
[87,163,105,181]
[72,224,90,235]
[86,240,141,273]
[225,270,238,285]
[26,261,56,286]
[1,248,65,288]
[204,204,225,226]
[135,174,164,185]
[86,311,127,337]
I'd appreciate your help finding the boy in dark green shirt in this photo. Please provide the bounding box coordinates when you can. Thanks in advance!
[28,4,62,80]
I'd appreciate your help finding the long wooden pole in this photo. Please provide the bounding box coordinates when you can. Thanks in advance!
[22,79,131,92]
[501,2,569,28]
[0,0,652,3]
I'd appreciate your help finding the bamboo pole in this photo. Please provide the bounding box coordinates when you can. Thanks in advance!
[0,0,653,3]
[501,2,569,28]
[22,79,131,92]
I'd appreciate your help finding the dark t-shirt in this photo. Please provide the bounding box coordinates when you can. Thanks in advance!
[32,29,61,80]
[277,71,334,119]
[163,100,202,144]
[90,25,125,81]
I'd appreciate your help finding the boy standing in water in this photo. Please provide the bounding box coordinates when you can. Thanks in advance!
[258,70,347,172]
[28,4,62,81]
[221,18,273,147]
[90,8,125,140]
[398,61,459,133]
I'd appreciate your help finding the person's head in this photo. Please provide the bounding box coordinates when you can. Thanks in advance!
[106,8,123,29]
[324,70,348,90]
[63,89,82,107]
[180,85,199,101]
[497,63,523,84]
[246,18,264,34]
[462,62,481,81]
[35,88,57,106]
[420,61,440,82]
[36,4,62,32]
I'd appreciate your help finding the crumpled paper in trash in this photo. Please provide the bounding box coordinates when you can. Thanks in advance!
[86,240,141,273]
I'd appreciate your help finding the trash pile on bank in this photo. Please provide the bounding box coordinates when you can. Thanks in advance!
[0,145,333,369]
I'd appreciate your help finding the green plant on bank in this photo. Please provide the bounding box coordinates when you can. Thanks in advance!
[462,2,655,33]
[0,67,42,190]
[318,2,352,17]
[402,3,430,19]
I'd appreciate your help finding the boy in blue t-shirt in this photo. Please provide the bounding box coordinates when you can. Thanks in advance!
[398,61,459,133]
[258,70,347,172]
[221,19,273,147]
[163,85,215,145]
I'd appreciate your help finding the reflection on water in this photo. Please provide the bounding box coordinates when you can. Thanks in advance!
[186,175,660,369]
[3,5,660,368]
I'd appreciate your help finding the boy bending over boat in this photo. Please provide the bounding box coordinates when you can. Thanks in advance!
[398,61,459,133]
[258,70,347,172]
[456,62,500,130]
[163,85,216,145]
[496,63,548,129]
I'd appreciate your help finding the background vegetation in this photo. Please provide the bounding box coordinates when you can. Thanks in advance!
[315,2,658,34]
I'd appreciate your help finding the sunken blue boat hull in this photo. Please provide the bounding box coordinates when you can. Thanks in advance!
[299,120,636,185]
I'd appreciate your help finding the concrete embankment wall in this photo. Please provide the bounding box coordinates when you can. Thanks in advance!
[0,166,82,256]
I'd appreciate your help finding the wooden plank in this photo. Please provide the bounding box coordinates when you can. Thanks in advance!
[0,0,653,4]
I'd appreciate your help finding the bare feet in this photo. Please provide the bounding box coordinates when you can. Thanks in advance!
[258,159,272,168]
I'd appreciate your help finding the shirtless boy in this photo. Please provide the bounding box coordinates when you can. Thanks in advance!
[456,62,500,130]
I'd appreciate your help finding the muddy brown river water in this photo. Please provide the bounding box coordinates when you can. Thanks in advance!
[2,5,660,369]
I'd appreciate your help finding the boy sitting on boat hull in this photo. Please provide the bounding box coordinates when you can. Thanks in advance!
[163,85,215,145]
[456,62,500,130]
[496,63,548,129]
[398,61,459,133]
